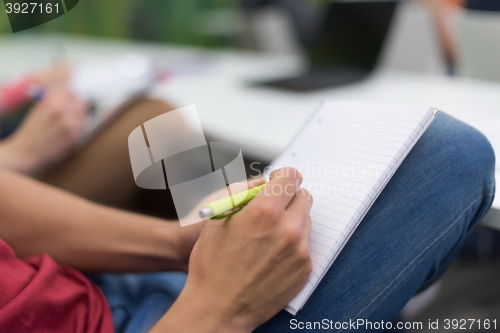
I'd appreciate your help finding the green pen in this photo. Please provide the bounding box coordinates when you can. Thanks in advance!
[199,183,268,219]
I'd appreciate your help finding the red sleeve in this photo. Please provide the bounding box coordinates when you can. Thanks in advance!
[0,76,37,115]
[0,239,114,333]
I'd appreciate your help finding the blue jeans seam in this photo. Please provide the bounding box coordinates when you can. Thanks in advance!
[339,192,494,332]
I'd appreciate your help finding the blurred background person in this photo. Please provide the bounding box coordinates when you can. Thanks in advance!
[0,62,181,216]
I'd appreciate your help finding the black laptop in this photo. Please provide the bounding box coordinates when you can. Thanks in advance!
[254,0,399,92]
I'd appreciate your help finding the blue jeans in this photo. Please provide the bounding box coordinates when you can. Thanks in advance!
[91,113,495,333]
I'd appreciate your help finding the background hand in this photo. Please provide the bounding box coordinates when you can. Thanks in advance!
[0,86,88,175]
[34,62,71,88]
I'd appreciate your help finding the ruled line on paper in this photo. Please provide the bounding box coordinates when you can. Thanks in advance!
[307,130,409,144]
[302,136,403,151]
[268,101,434,314]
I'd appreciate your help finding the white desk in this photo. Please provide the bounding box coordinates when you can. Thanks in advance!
[153,57,500,210]
[156,64,500,160]
[1,34,499,210]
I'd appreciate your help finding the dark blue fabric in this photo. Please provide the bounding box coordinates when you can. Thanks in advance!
[467,0,500,11]
[88,272,186,333]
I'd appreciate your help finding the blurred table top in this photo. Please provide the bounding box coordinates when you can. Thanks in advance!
[1,34,499,208]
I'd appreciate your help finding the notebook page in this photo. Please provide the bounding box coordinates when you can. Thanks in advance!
[289,108,438,314]
[264,101,435,314]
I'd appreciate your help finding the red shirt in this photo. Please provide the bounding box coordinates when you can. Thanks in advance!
[0,239,113,332]
[0,76,36,115]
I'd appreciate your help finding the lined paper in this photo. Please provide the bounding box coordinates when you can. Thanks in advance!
[266,101,437,314]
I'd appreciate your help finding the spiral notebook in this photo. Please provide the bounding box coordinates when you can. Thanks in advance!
[266,100,438,315]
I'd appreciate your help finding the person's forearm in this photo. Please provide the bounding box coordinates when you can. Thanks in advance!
[0,140,40,174]
[149,290,251,333]
[0,168,187,272]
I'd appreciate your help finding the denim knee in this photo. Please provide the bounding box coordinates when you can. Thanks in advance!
[428,113,495,227]
[428,113,495,198]
[411,113,495,290]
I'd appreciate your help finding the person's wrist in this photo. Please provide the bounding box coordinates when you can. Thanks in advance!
[152,287,253,333]
[0,139,40,174]
[150,222,191,272]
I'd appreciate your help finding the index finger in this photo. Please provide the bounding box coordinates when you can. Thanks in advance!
[248,167,303,211]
